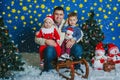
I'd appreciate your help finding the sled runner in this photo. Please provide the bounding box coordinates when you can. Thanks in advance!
[55,58,89,80]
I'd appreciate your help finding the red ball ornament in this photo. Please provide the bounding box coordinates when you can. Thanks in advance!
[102,35,105,38]
[4,29,9,33]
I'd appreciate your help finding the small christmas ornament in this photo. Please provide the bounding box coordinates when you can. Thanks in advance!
[4,29,8,33]
[84,25,88,30]
[107,43,120,64]
[91,42,107,70]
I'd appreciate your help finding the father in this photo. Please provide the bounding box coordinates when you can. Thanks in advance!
[35,6,83,71]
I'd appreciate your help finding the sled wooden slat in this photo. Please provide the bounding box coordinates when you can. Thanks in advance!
[56,59,89,80]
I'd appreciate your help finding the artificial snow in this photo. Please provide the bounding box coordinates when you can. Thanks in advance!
[0,63,120,80]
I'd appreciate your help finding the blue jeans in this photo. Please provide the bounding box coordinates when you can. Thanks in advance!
[70,44,83,59]
[71,44,83,69]
[43,46,56,71]
[43,44,83,71]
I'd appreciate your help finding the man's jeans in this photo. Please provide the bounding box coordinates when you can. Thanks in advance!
[43,44,83,71]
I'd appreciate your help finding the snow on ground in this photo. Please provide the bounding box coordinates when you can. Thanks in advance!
[1,53,120,80]
[1,63,120,80]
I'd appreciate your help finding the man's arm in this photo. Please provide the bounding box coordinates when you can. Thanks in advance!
[35,37,46,45]
[35,36,57,46]
[35,30,46,45]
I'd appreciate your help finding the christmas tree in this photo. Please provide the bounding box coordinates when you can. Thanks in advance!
[79,11,104,63]
[0,16,24,78]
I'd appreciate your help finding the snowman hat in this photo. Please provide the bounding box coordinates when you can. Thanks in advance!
[67,28,73,34]
[95,42,105,54]
[44,14,54,24]
[108,43,118,53]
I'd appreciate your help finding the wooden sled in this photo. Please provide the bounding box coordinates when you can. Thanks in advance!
[55,58,89,80]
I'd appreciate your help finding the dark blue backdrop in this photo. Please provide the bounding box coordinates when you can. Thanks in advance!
[0,0,120,52]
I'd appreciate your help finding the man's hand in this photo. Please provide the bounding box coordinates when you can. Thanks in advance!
[66,39,75,48]
[45,39,57,47]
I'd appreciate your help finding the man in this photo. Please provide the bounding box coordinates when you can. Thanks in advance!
[35,6,83,71]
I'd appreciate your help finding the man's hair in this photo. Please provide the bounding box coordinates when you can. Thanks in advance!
[68,12,77,18]
[53,6,64,13]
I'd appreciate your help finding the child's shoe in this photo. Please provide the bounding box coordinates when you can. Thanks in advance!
[61,53,70,59]
[58,57,66,61]
[40,61,44,69]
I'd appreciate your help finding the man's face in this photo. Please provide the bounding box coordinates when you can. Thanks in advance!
[53,10,64,24]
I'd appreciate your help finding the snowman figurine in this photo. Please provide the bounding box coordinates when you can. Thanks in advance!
[107,43,120,64]
[91,42,107,70]
[65,27,74,40]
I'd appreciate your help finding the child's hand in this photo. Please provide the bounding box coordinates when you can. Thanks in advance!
[57,40,60,45]
[45,39,57,47]
[36,31,39,36]
[70,39,75,43]
[66,40,74,48]
[53,43,57,47]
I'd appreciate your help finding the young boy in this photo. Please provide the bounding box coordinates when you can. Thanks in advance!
[36,15,61,67]
[58,12,82,61]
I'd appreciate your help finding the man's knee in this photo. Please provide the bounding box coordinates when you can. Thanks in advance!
[72,44,82,51]
[44,46,56,59]
[44,46,55,52]
[71,44,83,57]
